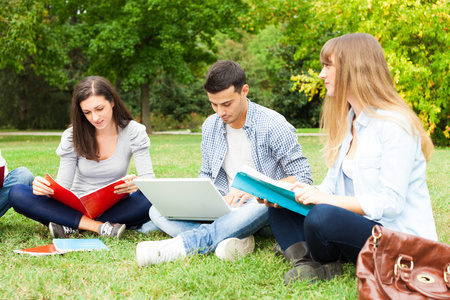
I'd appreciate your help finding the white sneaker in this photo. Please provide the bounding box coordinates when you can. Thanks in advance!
[136,236,187,267]
[215,235,255,262]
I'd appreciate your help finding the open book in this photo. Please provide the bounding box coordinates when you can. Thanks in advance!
[231,165,312,216]
[46,174,128,219]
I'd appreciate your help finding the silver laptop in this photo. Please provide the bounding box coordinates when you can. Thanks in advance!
[134,178,237,221]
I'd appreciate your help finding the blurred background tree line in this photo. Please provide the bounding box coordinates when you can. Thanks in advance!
[1,0,449,146]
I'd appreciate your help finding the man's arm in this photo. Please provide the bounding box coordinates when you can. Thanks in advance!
[279,176,297,184]
[270,121,313,184]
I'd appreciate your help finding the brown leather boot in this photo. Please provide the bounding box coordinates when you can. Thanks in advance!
[282,241,312,265]
[282,242,343,285]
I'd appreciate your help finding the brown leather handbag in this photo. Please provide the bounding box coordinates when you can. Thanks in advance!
[356,225,450,300]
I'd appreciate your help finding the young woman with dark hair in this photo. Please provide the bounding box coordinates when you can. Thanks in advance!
[9,76,155,238]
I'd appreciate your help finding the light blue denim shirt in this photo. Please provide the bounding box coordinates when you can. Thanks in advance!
[317,108,437,241]
[199,99,312,196]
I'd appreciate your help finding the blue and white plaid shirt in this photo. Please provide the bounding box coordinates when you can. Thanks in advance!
[199,99,312,196]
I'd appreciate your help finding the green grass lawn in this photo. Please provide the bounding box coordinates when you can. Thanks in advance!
[0,134,448,299]
[295,128,322,134]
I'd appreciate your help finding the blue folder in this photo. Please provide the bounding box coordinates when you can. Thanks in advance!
[53,238,109,252]
[231,171,312,216]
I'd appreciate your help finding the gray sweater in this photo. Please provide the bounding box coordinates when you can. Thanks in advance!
[56,120,155,196]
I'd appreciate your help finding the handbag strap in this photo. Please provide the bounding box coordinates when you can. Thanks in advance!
[395,256,450,299]
[371,232,394,300]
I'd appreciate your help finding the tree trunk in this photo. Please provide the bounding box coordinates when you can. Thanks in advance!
[140,82,152,134]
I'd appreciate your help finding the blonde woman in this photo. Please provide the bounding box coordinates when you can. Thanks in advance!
[266,33,437,285]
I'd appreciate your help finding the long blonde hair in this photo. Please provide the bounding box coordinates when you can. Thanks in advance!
[319,33,433,167]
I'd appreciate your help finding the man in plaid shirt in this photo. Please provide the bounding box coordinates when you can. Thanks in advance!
[137,60,312,266]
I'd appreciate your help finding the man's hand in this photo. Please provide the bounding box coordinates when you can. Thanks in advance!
[256,197,280,208]
[225,187,254,207]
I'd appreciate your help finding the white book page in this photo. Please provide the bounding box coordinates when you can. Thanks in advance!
[239,165,292,190]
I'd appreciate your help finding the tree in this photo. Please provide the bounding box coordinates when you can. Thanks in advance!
[0,67,71,129]
[1,0,255,131]
[47,0,251,133]
[248,0,450,146]
[0,0,73,86]
[214,27,321,127]
[0,0,88,129]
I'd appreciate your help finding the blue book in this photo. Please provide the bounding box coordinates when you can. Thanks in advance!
[231,166,312,216]
[52,238,109,252]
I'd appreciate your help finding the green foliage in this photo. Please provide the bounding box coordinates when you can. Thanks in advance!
[0,0,73,87]
[46,0,251,89]
[0,1,46,72]
[215,26,285,90]
[264,0,450,146]
[272,68,322,128]
[215,27,322,128]
[1,0,255,132]
[118,75,210,131]
[0,68,71,129]
[148,76,210,121]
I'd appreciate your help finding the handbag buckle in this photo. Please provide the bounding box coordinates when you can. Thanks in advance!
[371,226,382,247]
[445,264,450,283]
[394,255,414,277]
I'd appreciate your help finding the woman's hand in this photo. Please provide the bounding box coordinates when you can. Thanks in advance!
[32,176,54,196]
[115,174,138,194]
[291,182,335,206]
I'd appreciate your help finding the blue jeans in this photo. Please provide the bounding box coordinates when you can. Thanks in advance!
[269,204,379,264]
[0,167,33,218]
[9,184,151,228]
[150,198,269,254]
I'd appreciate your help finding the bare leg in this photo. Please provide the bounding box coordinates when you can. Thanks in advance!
[78,215,104,233]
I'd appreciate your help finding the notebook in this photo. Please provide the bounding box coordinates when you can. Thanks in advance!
[134,178,237,221]
[0,165,4,188]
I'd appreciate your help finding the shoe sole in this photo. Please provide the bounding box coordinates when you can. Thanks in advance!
[115,224,126,239]
[284,261,343,285]
[48,222,60,238]
[215,235,255,262]
[136,242,154,267]
[136,238,184,267]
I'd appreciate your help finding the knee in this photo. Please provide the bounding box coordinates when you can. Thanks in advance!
[149,206,162,224]
[304,204,338,231]
[8,184,32,208]
[10,167,34,186]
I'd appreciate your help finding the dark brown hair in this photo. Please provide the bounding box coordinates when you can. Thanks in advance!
[71,76,133,160]
[203,60,247,94]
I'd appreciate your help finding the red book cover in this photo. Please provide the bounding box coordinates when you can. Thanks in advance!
[45,174,129,219]
[0,165,4,188]
[14,244,62,256]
